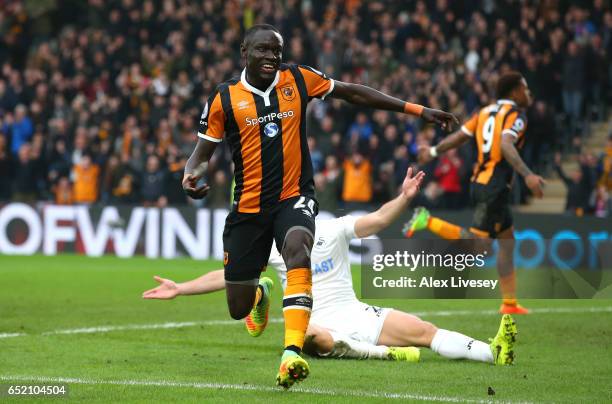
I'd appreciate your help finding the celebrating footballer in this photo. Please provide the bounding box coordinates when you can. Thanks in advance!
[181,24,458,388]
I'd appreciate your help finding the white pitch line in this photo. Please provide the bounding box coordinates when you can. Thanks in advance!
[0,332,27,339]
[40,318,285,336]
[1,306,610,340]
[0,375,513,403]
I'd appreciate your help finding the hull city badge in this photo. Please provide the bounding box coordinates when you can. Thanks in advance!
[281,85,296,101]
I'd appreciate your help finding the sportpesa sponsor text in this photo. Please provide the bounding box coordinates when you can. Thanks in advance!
[246,110,295,126]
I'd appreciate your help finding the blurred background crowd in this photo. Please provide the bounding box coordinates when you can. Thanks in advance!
[0,0,610,215]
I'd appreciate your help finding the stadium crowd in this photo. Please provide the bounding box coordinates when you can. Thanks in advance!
[0,0,610,214]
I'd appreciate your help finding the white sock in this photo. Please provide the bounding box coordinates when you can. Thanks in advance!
[430,329,493,363]
[320,332,389,360]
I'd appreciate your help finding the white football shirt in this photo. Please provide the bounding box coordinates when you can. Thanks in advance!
[267,215,360,315]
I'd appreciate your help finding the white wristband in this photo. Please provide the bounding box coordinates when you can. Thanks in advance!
[429,146,438,158]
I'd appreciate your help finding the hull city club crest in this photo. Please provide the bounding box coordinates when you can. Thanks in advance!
[281,85,296,101]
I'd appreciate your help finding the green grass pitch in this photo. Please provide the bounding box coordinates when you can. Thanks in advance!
[1,255,611,403]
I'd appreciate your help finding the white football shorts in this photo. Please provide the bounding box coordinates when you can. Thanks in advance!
[311,301,392,345]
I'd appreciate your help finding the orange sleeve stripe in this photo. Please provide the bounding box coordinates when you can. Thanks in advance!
[298,67,332,98]
[501,110,526,140]
[461,113,479,136]
[474,109,486,163]
[502,111,518,130]
[206,93,225,140]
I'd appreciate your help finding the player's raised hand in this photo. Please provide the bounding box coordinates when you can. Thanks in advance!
[182,172,210,199]
[401,167,426,199]
[142,276,180,299]
[525,174,546,198]
[421,108,460,132]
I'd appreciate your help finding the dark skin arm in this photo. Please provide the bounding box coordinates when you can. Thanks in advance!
[331,81,459,131]
[500,134,532,177]
[500,133,545,198]
[417,130,472,164]
[182,139,218,199]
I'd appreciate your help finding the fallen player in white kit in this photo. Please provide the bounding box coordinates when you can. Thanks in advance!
[143,168,517,365]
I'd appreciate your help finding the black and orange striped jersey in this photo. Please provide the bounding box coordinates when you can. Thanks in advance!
[461,99,528,193]
[197,64,334,213]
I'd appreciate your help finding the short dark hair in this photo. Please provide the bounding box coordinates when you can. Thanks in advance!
[496,71,524,99]
[243,24,281,46]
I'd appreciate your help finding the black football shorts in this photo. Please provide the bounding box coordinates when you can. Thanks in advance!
[470,184,513,238]
[222,195,317,282]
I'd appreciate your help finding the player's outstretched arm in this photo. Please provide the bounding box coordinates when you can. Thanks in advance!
[354,167,425,238]
[183,139,218,199]
[331,81,459,131]
[500,133,545,198]
[142,270,226,300]
[417,130,471,165]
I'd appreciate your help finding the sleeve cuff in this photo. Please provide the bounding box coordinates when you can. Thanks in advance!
[197,132,222,143]
[501,129,518,138]
[460,126,474,136]
[343,215,359,240]
[320,79,335,100]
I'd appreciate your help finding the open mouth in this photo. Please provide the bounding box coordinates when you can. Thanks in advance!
[260,63,277,74]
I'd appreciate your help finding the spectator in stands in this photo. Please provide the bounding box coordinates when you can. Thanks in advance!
[99,154,120,203]
[110,160,139,205]
[342,149,373,208]
[393,145,411,187]
[592,184,610,218]
[3,104,33,155]
[0,79,18,112]
[317,38,340,78]
[205,170,231,209]
[586,34,607,121]
[346,112,374,142]
[328,132,346,163]
[71,127,88,165]
[525,101,555,173]
[72,154,99,204]
[53,176,74,205]
[47,138,72,185]
[308,137,324,174]
[312,115,335,154]
[141,154,167,207]
[11,143,39,202]
[562,41,586,136]
[598,135,612,191]
[433,149,463,209]
[554,153,596,216]
[322,155,341,210]
[0,135,12,200]
[372,162,395,203]
[314,173,335,212]
[165,153,188,205]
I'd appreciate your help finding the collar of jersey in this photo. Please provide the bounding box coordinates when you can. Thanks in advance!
[241,68,280,107]
[497,99,516,106]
